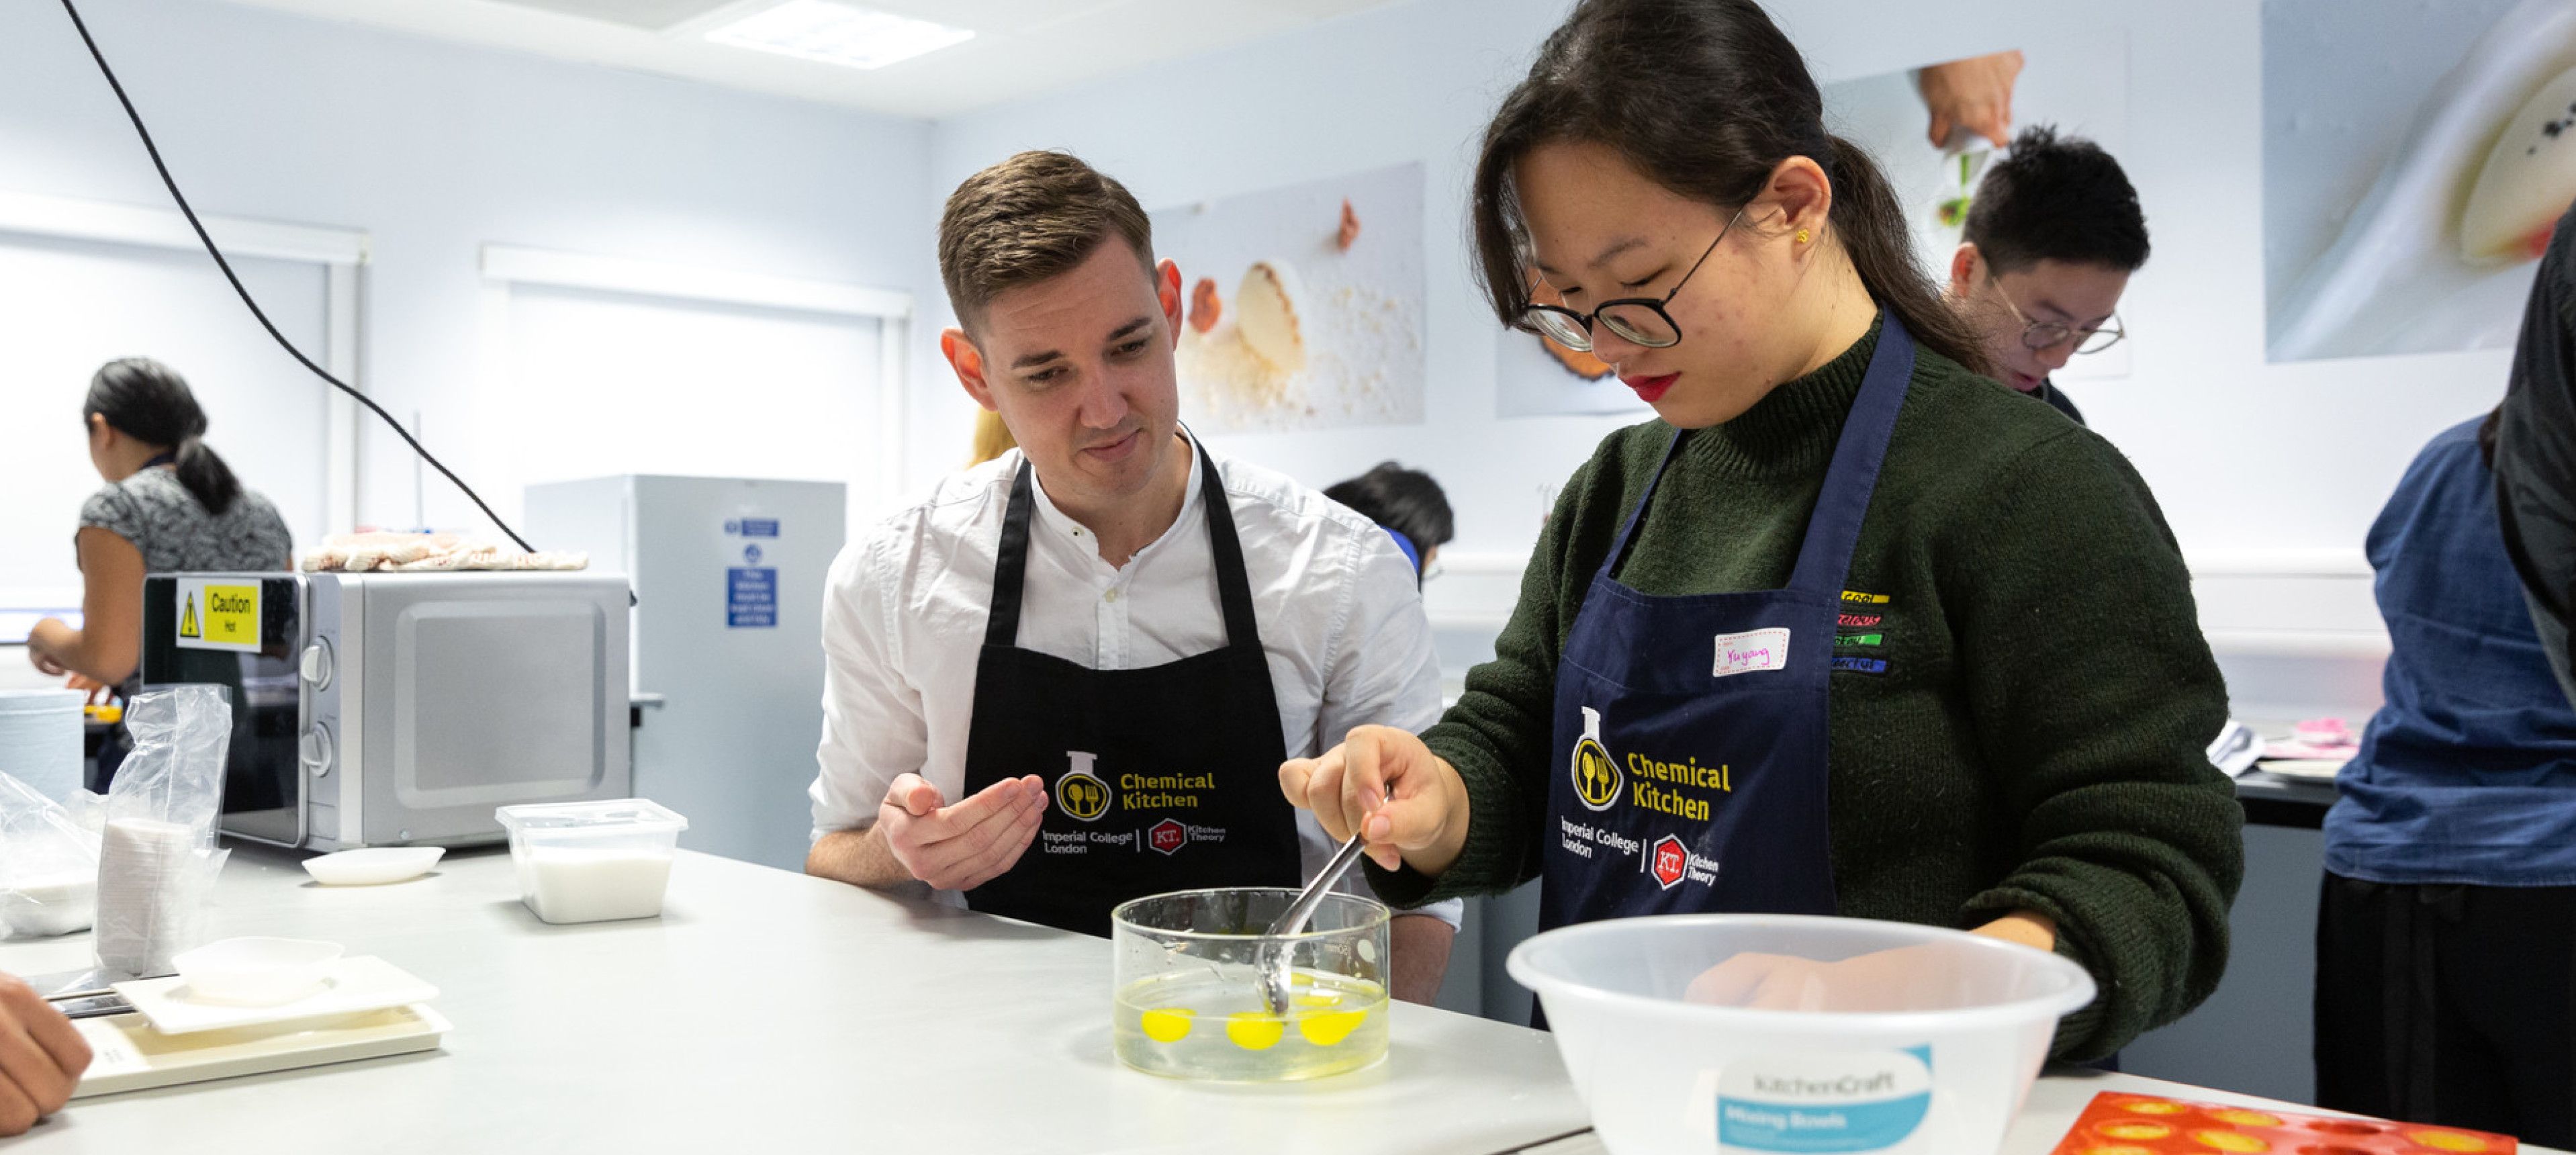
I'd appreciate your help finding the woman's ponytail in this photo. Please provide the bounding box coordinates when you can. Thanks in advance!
[169,432,242,516]
[1823,135,1991,376]
[84,357,241,516]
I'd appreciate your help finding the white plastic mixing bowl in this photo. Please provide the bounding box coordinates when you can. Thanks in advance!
[1507,914,2096,1155]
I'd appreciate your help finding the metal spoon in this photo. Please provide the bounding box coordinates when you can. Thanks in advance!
[1256,834,1371,1016]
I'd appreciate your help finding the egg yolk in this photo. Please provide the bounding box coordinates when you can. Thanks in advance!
[2407,1132,2490,1152]
[2191,1131,2270,1152]
[1138,1008,1194,1044]
[1297,1009,1368,1047]
[2122,1101,2190,1115]
[1226,1012,1286,1051]
[2085,1147,2157,1155]
[2100,1123,2172,1140]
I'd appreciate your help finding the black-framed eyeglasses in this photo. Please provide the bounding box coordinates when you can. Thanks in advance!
[1992,279,2125,355]
[1518,207,1748,352]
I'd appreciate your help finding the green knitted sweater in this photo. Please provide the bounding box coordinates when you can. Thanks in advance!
[1372,322,2242,1062]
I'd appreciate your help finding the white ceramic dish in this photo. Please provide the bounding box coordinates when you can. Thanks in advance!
[172,937,344,1006]
[302,847,445,886]
[118,955,437,1035]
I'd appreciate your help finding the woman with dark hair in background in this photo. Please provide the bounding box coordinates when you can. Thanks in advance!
[1325,462,1454,585]
[1280,0,2242,1062]
[26,357,291,707]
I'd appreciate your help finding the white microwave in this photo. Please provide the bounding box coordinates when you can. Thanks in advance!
[138,571,633,850]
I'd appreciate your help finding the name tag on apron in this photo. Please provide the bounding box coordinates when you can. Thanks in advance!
[1712,629,1792,678]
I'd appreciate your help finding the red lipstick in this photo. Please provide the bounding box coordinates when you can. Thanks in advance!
[1623,373,1678,403]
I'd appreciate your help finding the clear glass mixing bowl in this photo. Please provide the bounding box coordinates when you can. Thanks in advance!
[1109,887,1392,1081]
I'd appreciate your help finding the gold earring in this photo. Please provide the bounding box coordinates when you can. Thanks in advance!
[1795,228,1811,244]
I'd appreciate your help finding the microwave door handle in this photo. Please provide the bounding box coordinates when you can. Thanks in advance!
[292,726,308,849]
[287,598,309,849]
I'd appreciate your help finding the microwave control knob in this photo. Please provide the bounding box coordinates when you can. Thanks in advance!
[299,639,335,691]
[300,723,335,778]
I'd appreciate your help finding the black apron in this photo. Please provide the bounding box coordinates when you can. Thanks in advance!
[959,445,1302,936]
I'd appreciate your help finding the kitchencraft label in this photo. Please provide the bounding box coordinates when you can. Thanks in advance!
[1716,1046,1935,1153]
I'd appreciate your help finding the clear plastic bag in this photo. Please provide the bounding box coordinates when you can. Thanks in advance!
[0,772,100,939]
[94,685,234,976]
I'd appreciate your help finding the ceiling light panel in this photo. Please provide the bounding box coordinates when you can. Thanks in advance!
[703,1,974,70]
[488,0,738,34]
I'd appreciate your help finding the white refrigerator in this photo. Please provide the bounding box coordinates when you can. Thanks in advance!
[526,475,845,871]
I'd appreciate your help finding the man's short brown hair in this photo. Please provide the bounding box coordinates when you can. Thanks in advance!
[938,150,1155,332]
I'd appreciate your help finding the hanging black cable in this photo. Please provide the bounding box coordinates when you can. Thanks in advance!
[52,0,537,553]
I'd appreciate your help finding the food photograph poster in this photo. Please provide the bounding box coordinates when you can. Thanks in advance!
[2266,0,2576,363]
[1152,162,1426,433]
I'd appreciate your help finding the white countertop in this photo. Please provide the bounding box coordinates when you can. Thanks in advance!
[0,845,2552,1154]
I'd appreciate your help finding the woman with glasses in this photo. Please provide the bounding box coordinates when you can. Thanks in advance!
[1943,126,2148,426]
[1279,0,2239,1064]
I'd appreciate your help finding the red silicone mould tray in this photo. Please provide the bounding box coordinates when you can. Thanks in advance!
[2049,1091,2515,1154]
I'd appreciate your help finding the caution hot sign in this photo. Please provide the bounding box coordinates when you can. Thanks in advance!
[173,578,263,653]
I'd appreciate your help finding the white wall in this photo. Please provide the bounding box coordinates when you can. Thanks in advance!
[3,0,2442,688]
[0,240,326,598]
[0,0,933,542]
[925,0,2503,698]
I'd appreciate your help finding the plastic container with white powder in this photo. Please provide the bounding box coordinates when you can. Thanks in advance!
[494,799,688,925]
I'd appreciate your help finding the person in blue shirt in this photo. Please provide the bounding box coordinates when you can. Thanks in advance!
[2317,408,2576,1146]
[1322,462,1453,588]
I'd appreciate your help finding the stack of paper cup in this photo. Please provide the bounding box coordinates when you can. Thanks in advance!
[95,817,212,976]
[0,690,83,805]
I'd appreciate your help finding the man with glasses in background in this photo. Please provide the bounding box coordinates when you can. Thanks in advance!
[1943,126,2146,426]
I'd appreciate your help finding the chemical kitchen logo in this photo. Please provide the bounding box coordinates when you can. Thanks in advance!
[1056,751,1110,823]
[1570,706,1622,813]
[1148,819,1188,856]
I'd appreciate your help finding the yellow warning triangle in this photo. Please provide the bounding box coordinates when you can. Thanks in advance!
[181,593,200,638]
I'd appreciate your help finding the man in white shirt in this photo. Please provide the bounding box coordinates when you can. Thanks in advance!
[805,150,1456,1001]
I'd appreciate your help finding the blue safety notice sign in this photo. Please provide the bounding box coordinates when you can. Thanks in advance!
[727,567,777,628]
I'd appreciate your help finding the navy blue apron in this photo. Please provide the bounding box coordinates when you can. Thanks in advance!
[1538,316,1916,932]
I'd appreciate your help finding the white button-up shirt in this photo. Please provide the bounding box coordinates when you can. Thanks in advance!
[810,436,1456,924]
